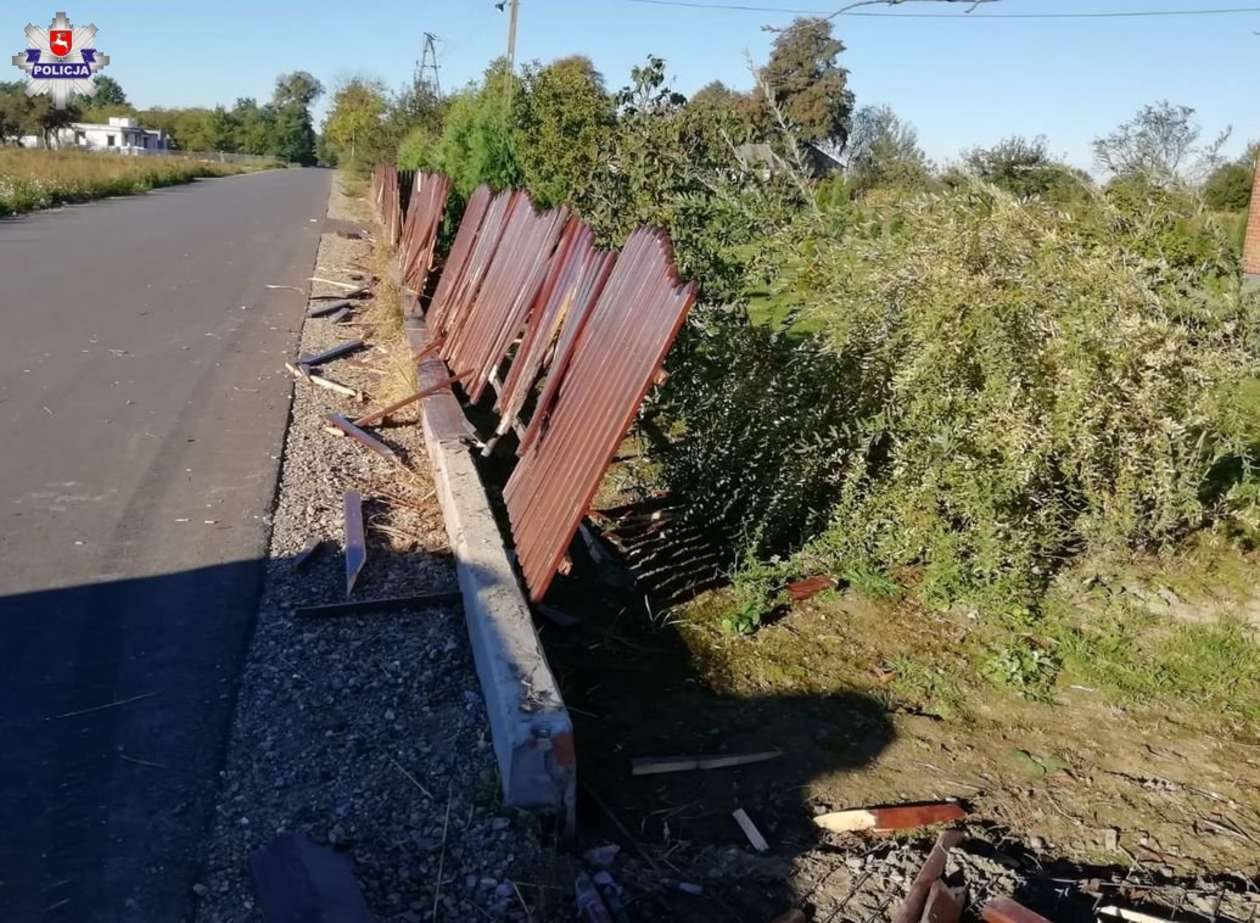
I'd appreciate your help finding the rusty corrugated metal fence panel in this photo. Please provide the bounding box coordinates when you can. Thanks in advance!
[435,189,517,351]
[398,172,452,303]
[370,164,412,249]
[495,219,616,443]
[428,184,493,333]
[504,227,696,600]
[443,198,569,402]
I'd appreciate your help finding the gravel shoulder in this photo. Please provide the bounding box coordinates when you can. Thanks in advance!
[194,177,548,923]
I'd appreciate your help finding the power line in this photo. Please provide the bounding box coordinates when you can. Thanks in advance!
[626,0,1260,19]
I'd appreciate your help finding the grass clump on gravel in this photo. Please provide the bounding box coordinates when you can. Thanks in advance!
[0,149,260,216]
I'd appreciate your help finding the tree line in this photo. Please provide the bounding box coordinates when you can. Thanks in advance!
[0,72,323,165]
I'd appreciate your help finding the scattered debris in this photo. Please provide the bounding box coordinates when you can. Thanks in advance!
[326,305,352,324]
[813,801,966,834]
[631,749,783,776]
[981,896,1053,923]
[575,872,613,923]
[305,373,365,402]
[583,844,621,868]
[248,832,372,923]
[786,574,835,602]
[351,374,468,429]
[732,808,770,852]
[307,276,362,290]
[892,830,963,923]
[1098,907,1175,923]
[922,881,965,923]
[49,691,156,721]
[343,491,366,597]
[325,414,399,464]
[299,339,364,367]
[284,361,311,380]
[294,591,461,619]
[264,283,306,294]
[307,299,351,318]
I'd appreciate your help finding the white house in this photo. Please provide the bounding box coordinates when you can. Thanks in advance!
[20,116,169,154]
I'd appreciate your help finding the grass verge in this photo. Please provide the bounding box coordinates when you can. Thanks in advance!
[0,149,267,217]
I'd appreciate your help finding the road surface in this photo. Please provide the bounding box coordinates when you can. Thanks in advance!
[0,168,333,920]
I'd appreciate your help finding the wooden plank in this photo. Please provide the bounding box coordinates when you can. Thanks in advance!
[814,802,965,834]
[351,373,469,429]
[731,808,769,852]
[343,491,366,597]
[631,749,783,776]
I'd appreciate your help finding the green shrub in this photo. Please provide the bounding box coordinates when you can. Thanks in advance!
[1203,160,1253,211]
[670,182,1260,612]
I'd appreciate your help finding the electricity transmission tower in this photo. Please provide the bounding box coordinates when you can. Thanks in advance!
[416,32,442,98]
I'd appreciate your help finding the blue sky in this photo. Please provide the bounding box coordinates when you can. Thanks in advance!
[5,1,1257,170]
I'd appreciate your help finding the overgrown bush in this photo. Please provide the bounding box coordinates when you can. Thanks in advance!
[668,182,1260,610]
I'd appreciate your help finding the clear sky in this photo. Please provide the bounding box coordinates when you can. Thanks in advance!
[5,1,1256,170]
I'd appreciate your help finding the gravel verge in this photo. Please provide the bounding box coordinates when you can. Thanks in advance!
[193,177,548,923]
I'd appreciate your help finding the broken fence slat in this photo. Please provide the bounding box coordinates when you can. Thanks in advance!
[980,897,1054,923]
[351,372,470,429]
[813,802,965,834]
[325,415,399,464]
[631,749,783,776]
[731,808,769,852]
[306,373,364,402]
[307,299,351,318]
[327,306,352,324]
[295,592,462,618]
[299,339,364,367]
[892,829,964,923]
[343,491,366,597]
[921,881,965,923]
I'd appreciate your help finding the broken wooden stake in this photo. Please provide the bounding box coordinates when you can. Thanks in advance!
[306,373,364,402]
[980,896,1053,923]
[732,808,769,852]
[814,802,965,834]
[285,361,312,380]
[299,339,364,367]
[343,491,366,597]
[892,830,964,923]
[295,591,462,619]
[325,415,399,464]
[631,749,783,776]
[327,305,352,324]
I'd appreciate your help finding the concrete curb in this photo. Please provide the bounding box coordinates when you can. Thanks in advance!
[398,278,576,825]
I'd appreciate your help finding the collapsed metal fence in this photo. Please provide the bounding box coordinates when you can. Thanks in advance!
[372,165,697,601]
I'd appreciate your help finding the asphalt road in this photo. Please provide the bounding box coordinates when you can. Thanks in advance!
[0,168,333,921]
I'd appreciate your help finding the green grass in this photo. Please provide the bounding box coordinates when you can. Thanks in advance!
[0,149,258,217]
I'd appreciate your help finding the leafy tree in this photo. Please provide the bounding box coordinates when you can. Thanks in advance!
[1094,101,1229,184]
[428,60,522,197]
[963,135,1087,200]
[513,56,615,207]
[845,105,929,191]
[206,105,239,152]
[90,75,127,107]
[1202,142,1257,211]
[28,97,80,145]
[271,102,318,165]
[231,98,277,155]
[273,71,323,109]
[759,17,854,148]
[322,78,389,172]
[0,83,30,143]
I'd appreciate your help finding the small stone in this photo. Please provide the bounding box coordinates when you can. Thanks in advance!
[1103,828,1120,851]
[192,884,209,897]
[491,816,511,832]
[1029,835,1046,850]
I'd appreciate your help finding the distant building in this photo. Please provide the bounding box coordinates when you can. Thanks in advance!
[734,141,844,180]
[19,116,169,154]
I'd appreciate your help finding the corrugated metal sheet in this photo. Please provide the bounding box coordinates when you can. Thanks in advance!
[434,189,517,348]
[495,219,615,443]
[443,198,569,402]
[504,228,696,600]
[371,165,413,249]
[398,172,452,304]
[428,185,493,333]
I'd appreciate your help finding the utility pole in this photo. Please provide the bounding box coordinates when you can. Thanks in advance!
[503,0,519,107]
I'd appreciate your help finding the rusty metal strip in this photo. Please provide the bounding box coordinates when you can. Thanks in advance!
[325,414,399,465]
[343,490,367,596]
[504,228,696,601]
[299,339,364,367]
